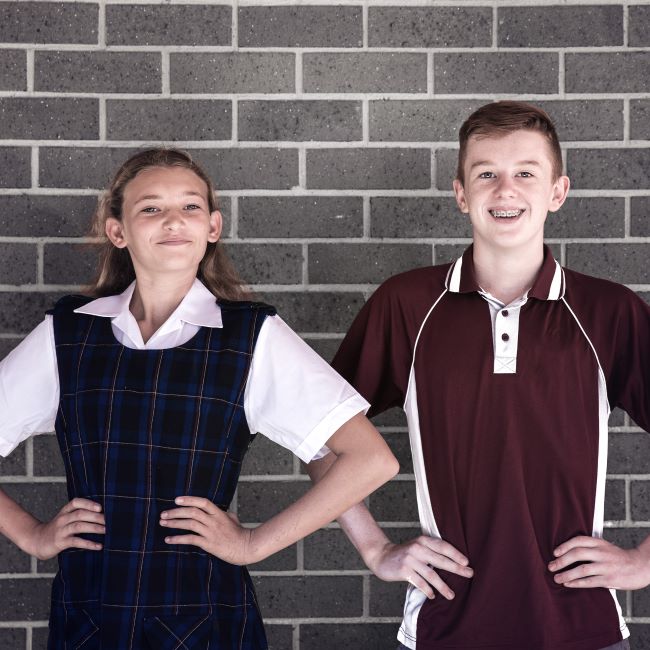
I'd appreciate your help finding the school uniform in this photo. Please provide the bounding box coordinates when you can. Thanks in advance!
[0,279,368,649]
[333,246,650,650]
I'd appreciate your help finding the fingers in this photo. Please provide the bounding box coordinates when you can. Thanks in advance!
[411,538,473,579]
[553,535,604,557]
[60,498,103,515]
[406,571,436,600]
[173,496,218,513]
[164,533,205,549]
[419,536,470,567]
[549,547,606,573]
[551,561,605,586]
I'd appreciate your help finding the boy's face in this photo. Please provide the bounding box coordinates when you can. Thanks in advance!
[453,129,569,256]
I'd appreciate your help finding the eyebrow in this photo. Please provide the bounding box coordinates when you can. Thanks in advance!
[469,159,543,170]
[134,191,205,203]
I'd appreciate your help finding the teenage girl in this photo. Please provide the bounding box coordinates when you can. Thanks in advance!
[0,149,398,649]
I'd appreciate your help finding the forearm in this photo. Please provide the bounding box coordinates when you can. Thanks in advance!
[248,413,398,563]
[0,486,40,554]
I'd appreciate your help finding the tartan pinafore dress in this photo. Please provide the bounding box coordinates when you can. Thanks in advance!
[47,295,276,649]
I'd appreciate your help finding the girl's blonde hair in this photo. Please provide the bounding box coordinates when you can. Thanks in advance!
[87,148,248,300]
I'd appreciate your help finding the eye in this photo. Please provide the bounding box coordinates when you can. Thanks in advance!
[478,171,495,179]
[141,206,159,214]
[184,203,201,211]
[517,171,533,178]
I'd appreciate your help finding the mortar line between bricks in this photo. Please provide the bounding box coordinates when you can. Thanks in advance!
[25,49,34,92]
[295,52,303,95]
[558,51,565,96]
[624,97,630,143]
[625,478,632,521]
[0,622,47,629]
[30,147,38,189]
[5,91,650,101]
[237,0,647,5]
[624,196,631,238]
[298,147,306,188]
[26,626,32,650]
[428,51,434,95]
[362,574,370,617]
[98,1,106,48]
[301,242,308,284]
[491,3,498,49]
[362,195,371,238]
[99,97,107,140]
[292,623,299,650]
[262,617,402,624]
[232,98,239,142]
[232,0,239,49]
[161,51,170,96]
[623,3,629,47]
[36,242,44,286]
[362,0,369,48]
[362,98,369,143]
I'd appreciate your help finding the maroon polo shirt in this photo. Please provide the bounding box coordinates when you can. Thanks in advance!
[333,246,650,650]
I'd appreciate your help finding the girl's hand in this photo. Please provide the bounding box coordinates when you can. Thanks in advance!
[549,536,650,590]
[160,496,255,565]
[364,536,474,600]
[23,498,105,561]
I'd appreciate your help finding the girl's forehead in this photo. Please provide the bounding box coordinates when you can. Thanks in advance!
[124,165,209,198]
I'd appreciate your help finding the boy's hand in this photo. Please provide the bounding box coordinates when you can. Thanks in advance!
[160,496,255,565]
[23,498,105,561]
[549,535,650,590]
[364,535,473,600]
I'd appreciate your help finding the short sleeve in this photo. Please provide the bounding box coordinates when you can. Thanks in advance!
[244,315,369,464]
[0,317,60,457]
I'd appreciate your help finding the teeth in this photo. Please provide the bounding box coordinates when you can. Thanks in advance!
[490,209,522,218]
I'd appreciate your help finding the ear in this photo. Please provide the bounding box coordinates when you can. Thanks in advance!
[208,210,223,243]
[548,175,570,213]
[105,217,128,248]
[453,179,470,214]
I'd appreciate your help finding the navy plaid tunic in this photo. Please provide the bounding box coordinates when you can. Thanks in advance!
[47,295,276,650]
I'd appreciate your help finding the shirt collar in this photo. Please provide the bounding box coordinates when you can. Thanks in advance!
[74,278,223,331]
[445,244,565,301]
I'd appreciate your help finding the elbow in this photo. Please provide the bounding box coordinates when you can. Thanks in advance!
[377,448,400,484]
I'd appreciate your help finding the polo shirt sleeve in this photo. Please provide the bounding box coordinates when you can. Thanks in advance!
[244,315,369,464]
[0,317,60,457]
[332,283,409,418]
[605,289,650,433]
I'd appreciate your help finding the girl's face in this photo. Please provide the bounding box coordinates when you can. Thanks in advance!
[105,166,222,280]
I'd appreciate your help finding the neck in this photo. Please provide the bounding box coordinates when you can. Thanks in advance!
[472,244,545,305]
[129,271,197,343]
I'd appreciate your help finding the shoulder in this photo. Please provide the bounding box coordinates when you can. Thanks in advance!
[47,294,95,316]
[563,267,647,313]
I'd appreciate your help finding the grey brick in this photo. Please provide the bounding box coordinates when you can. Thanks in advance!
[369,576,408,617]
[608,433,650,475]
[253,575,362,617]
[605,479,626,521]
[35,51,161,94]
[107,4,230,46]
[237,481,309,522]
[633,584,650,617]
[304,528,366,570]
[259,291,365,334]
[498,6,622,47]
[435,148,460,190]
[40,147,298,191]
[248,543,297,572]
[630,6,650,46]
[171,53,294,94]
[568,149,650,190]
[307,148,430,190]
[566,243,650,284]
[0,535,29,573]
[239,100,361,142]
[1,482,67,526]
[227,243,302,285]
[371,407,407,429]
[239,197,363,239]
[32,627,50,648]
[368,479,419,522]
[240,434,294,476]
[0,437,25,475]
[0,628,27,647]
[610,408,626,427]
[630,100,650,140]
[0,243,37,285]
[43,242,97,286]
[300,623,398,649]
[631,197,650,237]
[537,100,623,142]
[0,147,30,187]
[0,2,97,44]
[0,577,51,620]
[0,337,20,358]
[604,527,647,550]
[628,623,650,649]
[107,100,231,142]
[265,624,294,650]
[0,195,97,238]
[566,53,650,93]
[303,53,427,94]
[33,435,64,477]
[302,337,342,364]
[435,244,467,266]
[309,243,431,284]
[371,197,470,239]
[0,292,65,334]
[434,53,558,94]
[0,48,25,90]
[631,480,650,521]
[370,99,484,143]
[545,198,625,239]
[369,6,491,47]
[239,6,361,48]
[0,98,98,140]
[385,432,413,475]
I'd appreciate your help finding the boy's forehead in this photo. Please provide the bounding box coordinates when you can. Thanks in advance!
[462,130,556,169]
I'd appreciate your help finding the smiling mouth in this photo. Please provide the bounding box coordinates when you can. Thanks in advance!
[489,209,524,219]
[159,239,190,245]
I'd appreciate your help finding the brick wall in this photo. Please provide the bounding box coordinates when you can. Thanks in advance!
[0,1,649,648]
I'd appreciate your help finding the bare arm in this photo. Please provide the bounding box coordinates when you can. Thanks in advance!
[305,450,473,600]
[0,486,105,561]
[160,412,399,564]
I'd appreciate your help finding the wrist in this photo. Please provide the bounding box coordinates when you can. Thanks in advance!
[361,539,393,574]
[245,525,267,565]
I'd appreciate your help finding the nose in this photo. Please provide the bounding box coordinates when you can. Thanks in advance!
[162,207,184,229]
[494,176,517,197]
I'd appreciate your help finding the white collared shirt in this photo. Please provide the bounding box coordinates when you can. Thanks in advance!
[0,279,368,462]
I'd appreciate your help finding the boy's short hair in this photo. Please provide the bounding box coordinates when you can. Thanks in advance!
[456,101,563,184]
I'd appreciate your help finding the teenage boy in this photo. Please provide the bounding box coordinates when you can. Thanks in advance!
[308,102,650,649]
